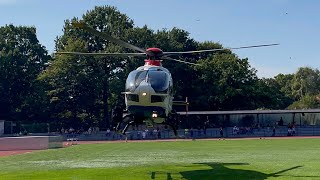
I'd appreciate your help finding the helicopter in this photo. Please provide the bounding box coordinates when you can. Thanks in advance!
[57,22,279,135]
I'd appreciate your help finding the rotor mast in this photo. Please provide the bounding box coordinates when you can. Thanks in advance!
[144,47,163,66]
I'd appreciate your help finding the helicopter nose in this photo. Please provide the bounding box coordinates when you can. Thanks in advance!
[137,81,154,104]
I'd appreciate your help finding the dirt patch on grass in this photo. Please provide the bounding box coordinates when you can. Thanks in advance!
[0,150,36,157]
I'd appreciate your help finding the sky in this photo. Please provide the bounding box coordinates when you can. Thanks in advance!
[1,0,320,78]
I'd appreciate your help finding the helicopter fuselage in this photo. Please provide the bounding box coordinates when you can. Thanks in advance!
[122,60,173,124]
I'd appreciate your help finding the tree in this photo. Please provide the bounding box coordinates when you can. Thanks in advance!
[53,6,135,128]
[274,73,294,99]
[284,67,320,109]
[252,78,293,109]
[39,39,102,128]
[194,51,258,110]
[288,94,320,109]
[291,67,320,100]
[0,24,50,121]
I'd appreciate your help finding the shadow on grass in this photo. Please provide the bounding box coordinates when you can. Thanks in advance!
[150,163,308,180]
[180,163,303,180]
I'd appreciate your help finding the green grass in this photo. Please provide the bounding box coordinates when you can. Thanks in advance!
[1,138,320,179]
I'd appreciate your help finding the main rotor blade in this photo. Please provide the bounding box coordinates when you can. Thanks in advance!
[162,43,279,56]
[161,56,199,65]
[72,22,152,56]
[55,52,146,57]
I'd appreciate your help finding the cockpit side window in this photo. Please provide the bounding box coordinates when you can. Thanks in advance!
[135,71,147,86]
[125,70,147,92]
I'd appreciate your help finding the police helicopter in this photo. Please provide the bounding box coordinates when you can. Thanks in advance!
[57,22,279,135]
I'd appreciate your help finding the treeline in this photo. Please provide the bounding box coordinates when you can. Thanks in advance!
[1,6,319,129]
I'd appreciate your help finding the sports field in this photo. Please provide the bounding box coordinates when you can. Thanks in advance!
[0,138,320,180]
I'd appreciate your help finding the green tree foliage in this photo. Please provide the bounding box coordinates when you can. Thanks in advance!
[0,25,50,121]
[39,39,101,128]
[52,6,135,128]
[253,78,293,109]
[284,67,320,109]
[291,67,320,100]
[288,94,320,109]
[274,73,294,99]
[194,51,258,110]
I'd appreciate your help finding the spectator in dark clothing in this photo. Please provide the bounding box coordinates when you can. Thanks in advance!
[219,127,224,140]
[279,117,284,126]
[272,127,276,136]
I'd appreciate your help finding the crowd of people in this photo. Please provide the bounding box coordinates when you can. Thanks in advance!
[55,120,300,140]
[232,126,254,135]
[59,127,100,135]
[287,123,296,136]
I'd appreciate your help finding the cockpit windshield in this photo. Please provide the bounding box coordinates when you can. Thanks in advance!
[147,70,170,93]
[125,69,170,93]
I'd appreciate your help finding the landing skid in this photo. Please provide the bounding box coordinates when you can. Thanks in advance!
[114,114,134,135]
[112,111,179,136]
[166,111,179,136]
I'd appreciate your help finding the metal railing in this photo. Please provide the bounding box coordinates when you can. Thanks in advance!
[57,126,320,141]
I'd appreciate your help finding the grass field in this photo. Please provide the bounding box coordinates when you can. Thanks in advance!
[1,138,320,180]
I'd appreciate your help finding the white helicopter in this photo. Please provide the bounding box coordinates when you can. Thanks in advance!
[57,22,279,135]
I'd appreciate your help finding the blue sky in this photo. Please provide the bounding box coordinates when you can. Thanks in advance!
[1,0,320,78]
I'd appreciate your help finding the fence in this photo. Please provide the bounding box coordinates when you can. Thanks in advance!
[58,126,320,141]
[2,121,50,135]
[2,121,320,141]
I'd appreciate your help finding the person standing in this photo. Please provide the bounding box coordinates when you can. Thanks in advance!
[272,127,276,136]
[142,131,146,139]
[106,128,110,136]
[219,127,224,140]
[292,124,296,135]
